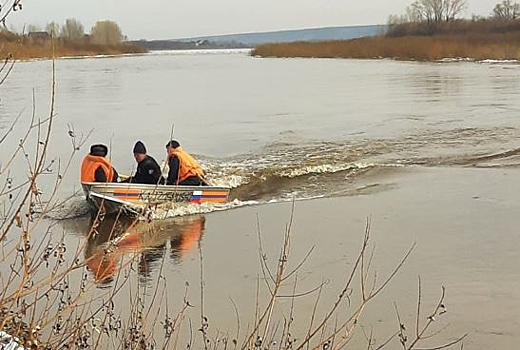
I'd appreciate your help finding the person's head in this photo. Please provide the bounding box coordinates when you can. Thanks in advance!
[165,140,180,156]
[90,144,108,157]
[133,141,147,162]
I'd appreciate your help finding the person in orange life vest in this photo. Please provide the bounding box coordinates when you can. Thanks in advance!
[85,214,142,284]
[80,144,119,183]
[165,140,207,186]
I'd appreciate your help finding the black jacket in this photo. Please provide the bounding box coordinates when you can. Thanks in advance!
[129,155,163,185]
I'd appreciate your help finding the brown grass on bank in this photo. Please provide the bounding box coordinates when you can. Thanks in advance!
[0,33,147,60]
[252,32,520,61]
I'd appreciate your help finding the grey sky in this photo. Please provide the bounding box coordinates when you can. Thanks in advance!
[10,0,495,40]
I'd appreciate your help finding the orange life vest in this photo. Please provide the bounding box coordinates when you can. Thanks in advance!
[81,154,115,183]
[179,219,204,253]
[86,252,117,284]
[170,147,205,183]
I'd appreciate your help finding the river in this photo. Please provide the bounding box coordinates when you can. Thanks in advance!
[1,50,520,349]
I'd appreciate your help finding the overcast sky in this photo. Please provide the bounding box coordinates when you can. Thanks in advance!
[8,0,495,40]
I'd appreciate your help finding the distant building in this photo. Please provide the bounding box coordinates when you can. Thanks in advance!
[28,31,50,41]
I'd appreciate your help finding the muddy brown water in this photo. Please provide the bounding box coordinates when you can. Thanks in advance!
[1,51,520,348]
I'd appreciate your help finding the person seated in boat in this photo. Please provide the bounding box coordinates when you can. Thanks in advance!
[81,144,119,183]
[165,140,207,186]
[121,141,164,185]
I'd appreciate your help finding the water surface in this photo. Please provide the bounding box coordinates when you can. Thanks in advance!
[1,51,520,348]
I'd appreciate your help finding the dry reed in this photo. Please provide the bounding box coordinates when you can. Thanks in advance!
[253,34,520,61]
[0,32,146,60]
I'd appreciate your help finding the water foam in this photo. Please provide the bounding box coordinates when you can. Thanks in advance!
[277,162,375,178]
[53,127,520,220]
[437,57,474,63]
[207,174,249,188]
[39,195,91,220]
[479,59,519,64]
[437,58,520,64]
[151,199,258,219]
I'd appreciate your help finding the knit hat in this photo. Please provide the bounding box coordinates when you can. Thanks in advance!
[90,144,108,157]
[133,141,147,154]
[165,140,180,149]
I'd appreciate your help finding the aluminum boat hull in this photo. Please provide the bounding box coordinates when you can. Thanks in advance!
[82,182,230,215]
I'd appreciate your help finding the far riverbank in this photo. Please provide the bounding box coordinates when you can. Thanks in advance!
[252,32,520,61]
[0,33,147,60]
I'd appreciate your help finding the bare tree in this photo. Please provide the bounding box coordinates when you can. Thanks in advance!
[45,21,60,38]
[410,0,441,22]
[388,4,425,26]
[60,18,84,40]
[406,4,425,22]
[90,20,123,45]
[493,0,520,19]
[432,0,445,22]
[26,24,41,33]
[444,0,468,21]
[408,0,466,22]
[411,1,431,22]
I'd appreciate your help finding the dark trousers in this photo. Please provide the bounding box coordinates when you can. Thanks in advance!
[179,176,207,186]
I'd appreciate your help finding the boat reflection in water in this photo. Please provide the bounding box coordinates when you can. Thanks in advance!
[84,214,206,285]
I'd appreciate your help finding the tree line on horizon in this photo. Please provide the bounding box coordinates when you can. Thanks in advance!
[387,0,520,36]
[0,17,144,59]
[19,18,125,46]
[389,0,519,24]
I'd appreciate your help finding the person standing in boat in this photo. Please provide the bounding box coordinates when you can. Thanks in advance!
[122,141,164,185]
[81,144,119,183]
[165,140,207,186]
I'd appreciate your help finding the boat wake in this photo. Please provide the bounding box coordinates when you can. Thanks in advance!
[151,199,258,219]
[52,126,520,219]
[202,126,520,200]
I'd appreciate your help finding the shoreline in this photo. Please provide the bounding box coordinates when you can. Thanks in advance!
[0,39,147,61]
[251,52,520,65]
[8,48,253,62]
[251,54,520,66]
[17,51,152,62]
